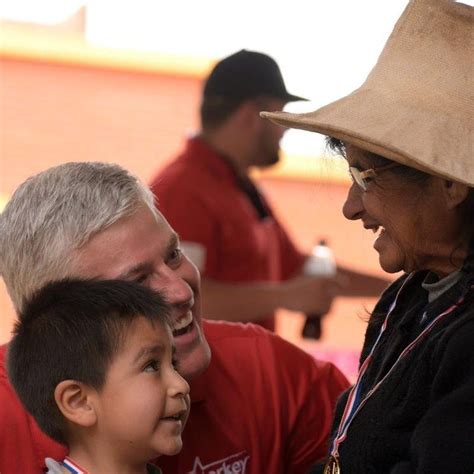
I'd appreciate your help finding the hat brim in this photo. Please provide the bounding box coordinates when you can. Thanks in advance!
[262,87,473,186]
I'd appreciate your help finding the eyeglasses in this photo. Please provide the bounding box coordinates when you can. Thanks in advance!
[349,163,401,191]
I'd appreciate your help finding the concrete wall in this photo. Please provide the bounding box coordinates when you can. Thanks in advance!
[0,55,390,357]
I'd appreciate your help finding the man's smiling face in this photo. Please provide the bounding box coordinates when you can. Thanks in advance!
[72,205,211,381]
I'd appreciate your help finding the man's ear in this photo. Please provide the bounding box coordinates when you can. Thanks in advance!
[235,100,262,129]
[440,179,470,209]
[54,380,97,428]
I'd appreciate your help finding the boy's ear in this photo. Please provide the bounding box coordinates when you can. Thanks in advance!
[54,380,97,428]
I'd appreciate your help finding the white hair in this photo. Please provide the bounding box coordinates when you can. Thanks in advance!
[0,162,157,311]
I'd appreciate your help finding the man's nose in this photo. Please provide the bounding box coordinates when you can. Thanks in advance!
[150,268,193,306]
[342,183,365,221]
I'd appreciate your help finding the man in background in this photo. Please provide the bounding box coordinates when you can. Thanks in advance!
[151,49,389,331]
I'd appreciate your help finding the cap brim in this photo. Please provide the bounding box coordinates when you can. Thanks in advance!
[261,87,473,186]
[282,93,308,102]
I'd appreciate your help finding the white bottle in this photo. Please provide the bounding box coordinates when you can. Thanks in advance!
[303,239,336,277]
[302,239,336,339]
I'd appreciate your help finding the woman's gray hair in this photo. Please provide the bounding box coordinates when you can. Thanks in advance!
[0,162,158,311]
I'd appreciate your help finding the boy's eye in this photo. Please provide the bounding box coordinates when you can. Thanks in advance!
[144,360,160,373]
[172,357,179,371]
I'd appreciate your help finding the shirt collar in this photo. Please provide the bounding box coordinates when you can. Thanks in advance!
[422,270,463,303]
[184,136,240,184]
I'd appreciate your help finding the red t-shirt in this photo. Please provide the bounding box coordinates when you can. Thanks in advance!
[0,344,66,474]
[0,322,349,474]
[150,137,306,331]
[158,321,349,474]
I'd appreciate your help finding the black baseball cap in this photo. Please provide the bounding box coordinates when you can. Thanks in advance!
[203,49,307,103]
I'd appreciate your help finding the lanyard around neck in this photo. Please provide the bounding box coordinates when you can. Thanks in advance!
[331,273,469,458]
[63,457,89,474]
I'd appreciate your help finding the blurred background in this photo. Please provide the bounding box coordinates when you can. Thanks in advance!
[0,0,410,380]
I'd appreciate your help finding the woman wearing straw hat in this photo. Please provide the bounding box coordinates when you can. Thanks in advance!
[263,0,473,472]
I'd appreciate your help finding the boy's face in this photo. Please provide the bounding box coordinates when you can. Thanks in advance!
[92,316,190,461]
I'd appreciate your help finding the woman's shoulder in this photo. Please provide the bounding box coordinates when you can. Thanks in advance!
[435,300,474,354]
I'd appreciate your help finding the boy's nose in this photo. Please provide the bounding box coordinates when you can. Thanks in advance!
[170,371,190,397]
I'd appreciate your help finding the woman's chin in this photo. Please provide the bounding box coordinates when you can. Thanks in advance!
[375,238,406,274]
[378,253,404,274]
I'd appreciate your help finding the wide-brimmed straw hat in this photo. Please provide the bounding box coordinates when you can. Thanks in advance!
[261,0,473,186]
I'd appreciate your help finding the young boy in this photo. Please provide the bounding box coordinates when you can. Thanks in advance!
[7,278,190,474]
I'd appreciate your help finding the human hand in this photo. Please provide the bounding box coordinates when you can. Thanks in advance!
[279,274,344,315]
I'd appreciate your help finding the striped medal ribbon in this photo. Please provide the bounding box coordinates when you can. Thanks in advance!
[63,457,89,474]
[325,274,470,473]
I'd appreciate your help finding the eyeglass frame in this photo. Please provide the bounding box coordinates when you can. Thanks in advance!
[349,162,402,191]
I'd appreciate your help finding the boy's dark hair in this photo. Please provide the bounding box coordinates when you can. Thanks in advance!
[7,278,171,445]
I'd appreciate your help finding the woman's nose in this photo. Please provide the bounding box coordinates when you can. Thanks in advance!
[342,183,365,221]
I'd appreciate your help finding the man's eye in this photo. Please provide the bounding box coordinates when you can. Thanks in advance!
[144,360,160,373]
[172,357,179,372]
[168,248,183,266]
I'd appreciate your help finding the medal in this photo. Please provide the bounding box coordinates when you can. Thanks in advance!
[323,455,341,474]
